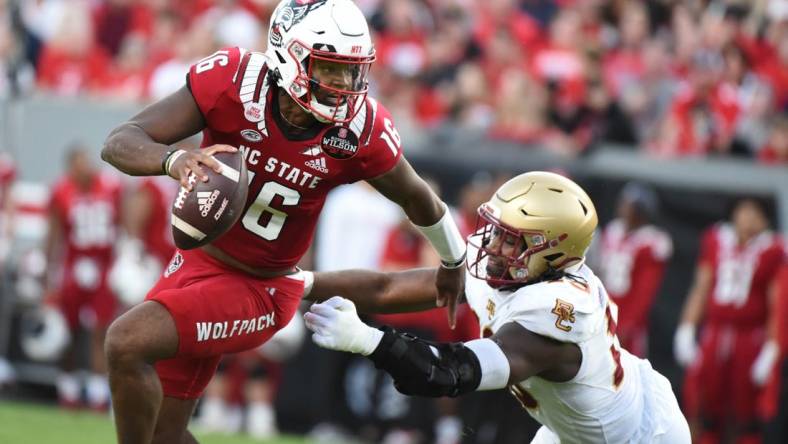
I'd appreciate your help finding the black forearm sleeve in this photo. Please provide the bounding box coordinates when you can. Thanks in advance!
[367,326,482,398]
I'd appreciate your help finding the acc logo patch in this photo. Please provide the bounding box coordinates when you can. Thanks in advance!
[321,126,359,159]
[240,129,263,142]
[164,252,184,278]
[551,299,576,332]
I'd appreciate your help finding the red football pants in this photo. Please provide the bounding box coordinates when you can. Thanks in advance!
[146,249,304,399]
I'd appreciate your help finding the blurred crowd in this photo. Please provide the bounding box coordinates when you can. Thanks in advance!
[1,0,788,163]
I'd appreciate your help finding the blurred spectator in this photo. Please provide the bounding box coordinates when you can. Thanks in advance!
[0,3,34,98]
[758,115,788,165]
[371,0,430,79]
[603,1,651,101]
[488,68,547,143]
[597,182,672,358]
[620,38,676,144]
[651,49,739,157]
[93,0,151,57]
[44,146,122,410]
[96,33,151,101]
[473,0,542,54]
[36,1,110,96]
[146,9,185,68]
[198,0,262,49]
[675,198,784,444]
[148,18,218,100]
[441,63,490,130]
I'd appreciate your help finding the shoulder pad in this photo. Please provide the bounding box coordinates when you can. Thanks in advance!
[505,277,605,343]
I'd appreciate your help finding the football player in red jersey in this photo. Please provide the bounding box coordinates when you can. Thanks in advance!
[45,147,122,409]
[100,1,465,442]
[598,182,672,357]
[675,198,785,444]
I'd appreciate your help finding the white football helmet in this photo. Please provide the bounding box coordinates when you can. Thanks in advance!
[265,0,375,123]
[20,306,71,362]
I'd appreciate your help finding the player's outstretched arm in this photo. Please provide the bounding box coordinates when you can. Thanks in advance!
[368,157,466,326]
[102,86,205,177]
[304,268,440,314]
[304,297,580,397]
[102,87,237,191]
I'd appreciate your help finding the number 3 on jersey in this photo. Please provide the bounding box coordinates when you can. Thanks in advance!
[605,303,625,388]
[242,172,300,241]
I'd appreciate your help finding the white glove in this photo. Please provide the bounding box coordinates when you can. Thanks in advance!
[751,340,779,387]
[674,324,698,367]
[303,296,383,356]
[108,238,161,306]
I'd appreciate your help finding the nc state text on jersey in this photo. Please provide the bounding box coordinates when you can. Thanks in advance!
[239,145,323,189]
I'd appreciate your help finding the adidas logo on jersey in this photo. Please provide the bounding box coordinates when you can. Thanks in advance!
[197,190,221,217]
[304,157,329,174]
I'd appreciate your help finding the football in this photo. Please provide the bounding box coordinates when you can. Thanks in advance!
[170,150,249,250]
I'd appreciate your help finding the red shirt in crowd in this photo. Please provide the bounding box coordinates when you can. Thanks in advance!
[37,46,111,95]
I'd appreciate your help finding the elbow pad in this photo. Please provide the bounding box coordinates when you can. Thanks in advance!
[368,326,482,398]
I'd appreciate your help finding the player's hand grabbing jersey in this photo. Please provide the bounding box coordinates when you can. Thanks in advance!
[187,47,403,269]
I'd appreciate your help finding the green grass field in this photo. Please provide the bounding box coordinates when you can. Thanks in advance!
[0,401,313,444]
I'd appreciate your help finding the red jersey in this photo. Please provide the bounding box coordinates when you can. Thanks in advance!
[662,82,740,156]
[700,224,784,326]
[138,177,176,265]
[50,173,122,264]
[598,219,672,333]
[187,47,402,269]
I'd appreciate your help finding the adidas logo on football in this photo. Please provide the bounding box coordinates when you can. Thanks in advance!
[305,157,329,173]
[197,190,220,217]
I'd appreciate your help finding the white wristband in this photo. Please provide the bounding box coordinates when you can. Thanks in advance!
[415,203,466,267]
[465,338,510,390]
[165,149,187,177]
